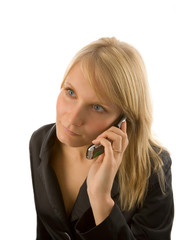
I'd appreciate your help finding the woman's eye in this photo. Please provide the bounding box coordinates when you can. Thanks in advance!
[67,89,76,97]
[93,104,105,112]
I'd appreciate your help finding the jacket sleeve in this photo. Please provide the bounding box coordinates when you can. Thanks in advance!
[75,151,174,240]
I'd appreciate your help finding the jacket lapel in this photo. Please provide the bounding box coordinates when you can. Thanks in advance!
[70,174,120,222]
[37,124,71,232]
[70,179,90,222]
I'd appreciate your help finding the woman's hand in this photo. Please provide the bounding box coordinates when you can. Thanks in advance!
[87,121,128,225]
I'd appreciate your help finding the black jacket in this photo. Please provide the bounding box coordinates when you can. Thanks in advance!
[29,123,174,240]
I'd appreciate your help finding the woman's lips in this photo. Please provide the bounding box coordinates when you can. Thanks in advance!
[62,125,80,136]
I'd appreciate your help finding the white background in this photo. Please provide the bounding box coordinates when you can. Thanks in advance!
[0,0,175,239]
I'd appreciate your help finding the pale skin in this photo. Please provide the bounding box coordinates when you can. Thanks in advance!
[54,62,129,225]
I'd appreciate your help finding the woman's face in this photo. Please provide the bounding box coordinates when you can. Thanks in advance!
[56,62,121,147]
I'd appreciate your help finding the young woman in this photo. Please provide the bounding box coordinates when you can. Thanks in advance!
[29,37,174,240]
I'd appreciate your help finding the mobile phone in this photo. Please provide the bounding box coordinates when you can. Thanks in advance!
[86,115,127,160]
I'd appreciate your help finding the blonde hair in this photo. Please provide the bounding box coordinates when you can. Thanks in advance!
[61,37,165,210]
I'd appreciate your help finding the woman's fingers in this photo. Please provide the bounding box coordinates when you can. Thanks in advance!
[93,121,128,154]
[93,132,121,150]
[120,120,127,133]
[92,137,114,164]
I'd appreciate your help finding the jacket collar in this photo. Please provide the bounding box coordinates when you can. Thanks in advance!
[39,123,56,159]
[38,123,119,224]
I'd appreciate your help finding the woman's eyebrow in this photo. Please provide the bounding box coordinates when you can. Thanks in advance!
[64,81,73,87]
[64,81,77,91]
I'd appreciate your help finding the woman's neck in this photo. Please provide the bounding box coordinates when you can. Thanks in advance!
[55,139,91,163]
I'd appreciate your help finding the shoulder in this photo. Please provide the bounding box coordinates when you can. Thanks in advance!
[29,123,55,152]
[159,149,172,189]
[160,149,172,173]
[152,146,172,173]
[149,147,172,191]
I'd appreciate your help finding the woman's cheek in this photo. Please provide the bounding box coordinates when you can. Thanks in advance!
[90,114,119,139]
[86,119,110,140]
[56,92,68,118]
[56,94,62,119]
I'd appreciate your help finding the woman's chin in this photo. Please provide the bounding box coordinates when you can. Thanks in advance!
[56,132,90,148]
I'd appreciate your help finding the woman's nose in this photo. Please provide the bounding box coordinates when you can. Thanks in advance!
[67,106,85,127]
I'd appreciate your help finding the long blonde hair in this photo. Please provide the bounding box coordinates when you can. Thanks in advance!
[61,37,165,210]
